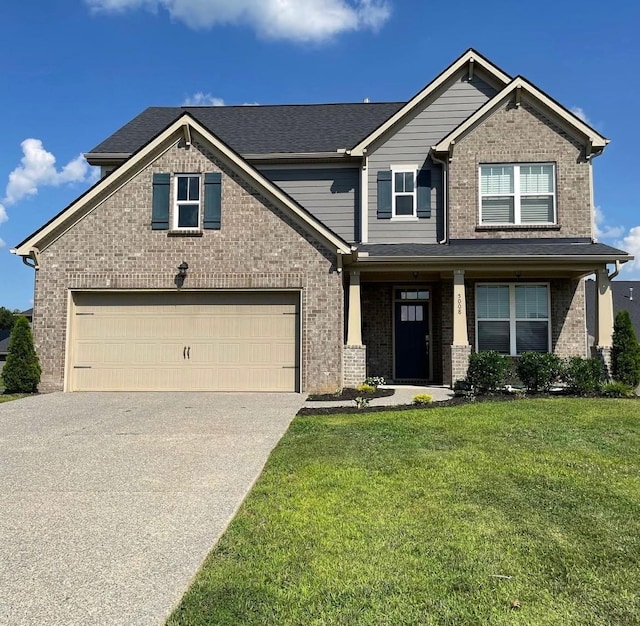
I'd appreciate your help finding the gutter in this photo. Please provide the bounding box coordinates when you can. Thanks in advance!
[356,253,634,264]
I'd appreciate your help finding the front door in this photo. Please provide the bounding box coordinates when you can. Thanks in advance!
[394,288,430,381]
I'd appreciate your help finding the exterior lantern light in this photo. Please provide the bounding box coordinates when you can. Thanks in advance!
[178,261,189,278]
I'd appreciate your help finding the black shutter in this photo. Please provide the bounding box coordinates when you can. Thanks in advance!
[417,169,432,218]
[204,172,222,230]
[151,173,170,230]
[377,170,392,219]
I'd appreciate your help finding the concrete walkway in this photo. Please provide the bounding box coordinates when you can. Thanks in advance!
[0,392,305,626]
[304,385,455,409]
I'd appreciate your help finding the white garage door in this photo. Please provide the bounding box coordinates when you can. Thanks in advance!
[68,291,300,392]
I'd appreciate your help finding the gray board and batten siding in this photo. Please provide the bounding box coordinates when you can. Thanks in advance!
[259,167,360,243]
[367,70,499,244]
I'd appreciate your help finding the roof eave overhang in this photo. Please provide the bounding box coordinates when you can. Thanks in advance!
[353,254,633,265]
[432,77,609,160]
[84,152,131,166]
[349,49,512,157]
[14,114,351,257]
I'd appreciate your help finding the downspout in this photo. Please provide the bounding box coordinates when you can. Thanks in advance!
[431,152,449,244]
[608,260,620,281]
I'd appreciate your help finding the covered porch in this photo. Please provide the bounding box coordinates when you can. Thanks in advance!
[342,240,631,388]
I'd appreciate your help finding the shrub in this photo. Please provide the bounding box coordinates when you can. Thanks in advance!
[412,393,432,405]
[353,396,371,409]
[601,381,635,398]
[0,307,15,332]
[611,310,640,388]
[364,376,385,389]
[466,351,509,393]
[2,317,41,394]
[516,352,562,393]
[356,383,376,394]
[562,357,607,395]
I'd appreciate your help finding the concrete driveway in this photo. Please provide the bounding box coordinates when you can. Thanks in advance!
[0,392,304,626]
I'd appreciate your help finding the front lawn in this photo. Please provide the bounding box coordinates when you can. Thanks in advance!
[168,399,640,625]
[0,393,27,403]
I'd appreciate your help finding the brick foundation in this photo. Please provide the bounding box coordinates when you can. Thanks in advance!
[447,344,472,388]
[591,346,612,376]
[343,345,367,388]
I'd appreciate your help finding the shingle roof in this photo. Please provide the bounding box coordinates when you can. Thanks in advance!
[359,239,630,259]
[0,330,10,356]
[585,280,640,339]
[88,103,406,156]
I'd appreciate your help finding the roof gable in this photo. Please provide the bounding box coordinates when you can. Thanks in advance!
[349,49,512,156]
[432,76,609,158]
[13,114,352,258]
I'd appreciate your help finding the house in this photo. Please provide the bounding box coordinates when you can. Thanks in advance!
[586,280,640,347]
[0,309,33,368]
[11,49,631,393]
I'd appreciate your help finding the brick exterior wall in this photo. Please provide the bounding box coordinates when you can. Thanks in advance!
[32,139,344,393]
[362,284,393,381]
[448,99,592,240]
[449,345,472,387]
[343,345,367,387]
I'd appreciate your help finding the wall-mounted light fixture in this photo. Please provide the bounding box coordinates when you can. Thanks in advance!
[178,261,189,278]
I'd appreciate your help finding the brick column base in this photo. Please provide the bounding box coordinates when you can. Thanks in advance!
[343,345,367,388]
[591,345,612,377]
[445,345,472,388]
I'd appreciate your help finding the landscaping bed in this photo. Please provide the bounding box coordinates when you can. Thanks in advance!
[306,387,395,402]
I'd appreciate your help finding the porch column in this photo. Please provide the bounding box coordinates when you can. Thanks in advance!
[452,269,469,345]
[347,270,363,346]
[595,267,614,348]
[447,269,471,387]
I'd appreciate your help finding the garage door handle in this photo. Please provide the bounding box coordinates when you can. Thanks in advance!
[187,346,190,359]
[183,346,186,360]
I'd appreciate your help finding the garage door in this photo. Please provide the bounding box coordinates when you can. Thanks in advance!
[68,291,300,392]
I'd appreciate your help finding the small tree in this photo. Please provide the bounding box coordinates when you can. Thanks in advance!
[2,317,41,393]
[0,307,15,332]
[611,310,640,388]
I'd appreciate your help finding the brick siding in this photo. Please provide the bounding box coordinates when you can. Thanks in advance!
[33,139,343,393]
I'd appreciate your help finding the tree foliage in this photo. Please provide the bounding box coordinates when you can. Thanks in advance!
[0,307,15,332]
[611,310,640,388]
[2,317,41,393]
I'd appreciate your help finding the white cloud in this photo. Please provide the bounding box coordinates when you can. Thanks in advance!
[0,237,5,249]
[86,0,392,42]
[594,205,624,240]
[0,139,98,237]
[570,106,591,125]
[618,226,640,278]
[183,92,225,106]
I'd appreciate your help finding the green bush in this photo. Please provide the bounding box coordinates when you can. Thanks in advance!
[0,307,15,332]
[466,351,509,393]
[356,383,376,394]
[412,393,433,405]
[516,352,562,393]
[562,357,607,395]
[611,310,640,388]
[2,317,41,394]
[364,376,385,389]
[601,381,635,398]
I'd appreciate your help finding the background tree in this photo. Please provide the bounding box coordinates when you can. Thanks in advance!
[2,317,41,393]
[0,307,15,332]
[611,310,640,388]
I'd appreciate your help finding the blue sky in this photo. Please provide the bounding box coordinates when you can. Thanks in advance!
[1,0,639,310]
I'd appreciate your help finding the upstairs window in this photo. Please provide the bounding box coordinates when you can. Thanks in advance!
[480,164,555,225]
[174,174,201,229]
[393,169,416,218]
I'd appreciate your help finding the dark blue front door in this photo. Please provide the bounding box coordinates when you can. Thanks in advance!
[394,297,429,380]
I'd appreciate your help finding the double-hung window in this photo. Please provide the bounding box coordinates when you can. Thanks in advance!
[476,284,550,355]
[480,164,555,225]
[393,169,417,218]
[174,174,201,229]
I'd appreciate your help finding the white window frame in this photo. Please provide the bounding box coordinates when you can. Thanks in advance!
[475,283,551,356]
[479,163,556,225]
[391,166,418,220]
[173,173,201,230]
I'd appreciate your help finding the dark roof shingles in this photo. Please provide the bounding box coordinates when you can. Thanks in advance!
[89,103,406,156]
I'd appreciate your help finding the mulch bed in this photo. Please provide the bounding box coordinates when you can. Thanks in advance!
[306,387,396,402]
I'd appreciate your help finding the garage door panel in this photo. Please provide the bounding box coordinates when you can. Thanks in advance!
[70,292,299,392]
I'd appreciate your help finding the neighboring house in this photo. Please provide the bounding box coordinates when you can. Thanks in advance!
[586,280,640,347]
[10,50,631,393]
[0,309,33,367]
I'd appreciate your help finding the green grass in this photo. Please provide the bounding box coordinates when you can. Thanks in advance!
[0,393,26,403]
[168,399,640,625]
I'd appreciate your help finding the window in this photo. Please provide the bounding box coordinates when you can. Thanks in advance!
[174,174,201,229]
[479,164,555,225]
[476,284,550,355]
[393,169,416,217]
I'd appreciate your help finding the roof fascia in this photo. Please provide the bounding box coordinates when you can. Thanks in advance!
[432,77,609,157]
[84,152,131,165]
[349,49,512,157]
[13,114,350,256]
[354,253,632,264]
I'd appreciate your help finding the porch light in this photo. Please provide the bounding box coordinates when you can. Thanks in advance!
[178,261,189,278]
